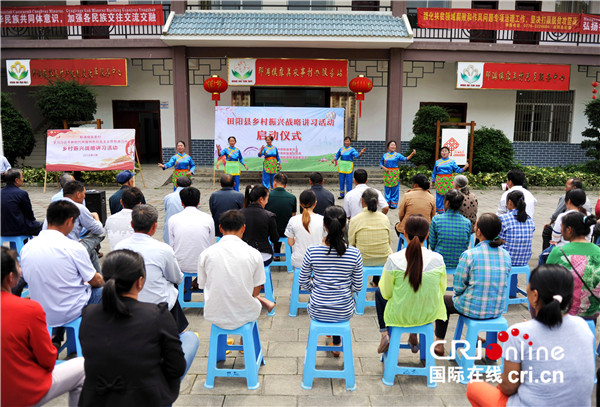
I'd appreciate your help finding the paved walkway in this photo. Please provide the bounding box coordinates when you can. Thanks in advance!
[22,165,596,407]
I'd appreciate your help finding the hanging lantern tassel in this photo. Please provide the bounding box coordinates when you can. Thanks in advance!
[203,75,228,106]
[349,75,373,119]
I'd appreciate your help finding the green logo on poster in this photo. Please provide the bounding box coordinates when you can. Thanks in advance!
[9,61,28,80]
[232,70,253,79]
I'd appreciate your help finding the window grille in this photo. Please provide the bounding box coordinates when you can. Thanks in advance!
[513,90,574,142]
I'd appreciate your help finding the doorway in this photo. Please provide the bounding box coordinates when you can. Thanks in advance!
[251,87,331,107]
[112,100,162,163]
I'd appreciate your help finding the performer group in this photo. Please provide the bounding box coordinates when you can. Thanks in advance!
[158,140,195,190]
[430,146,469,213]
[380,141,415,209]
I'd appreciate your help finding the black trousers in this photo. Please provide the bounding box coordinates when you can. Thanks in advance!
[542,224,554,250]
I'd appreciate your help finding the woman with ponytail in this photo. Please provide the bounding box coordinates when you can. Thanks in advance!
[499,190,536,267]
[79,250,199,407]
[374,215,447,354]
[299,206,363,354]
[349,188,393,286]
[434,213,512,356]
[547,211,600,320]
[285,190,324,269]
[467,264,594,407]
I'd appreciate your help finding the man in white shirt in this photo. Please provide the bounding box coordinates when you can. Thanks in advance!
[114,204,187,332]
[163,176,191,244]
[168,186,215,274]
[344,169,389,219]
[105,186,144,249]
[21,200,104,345]
[497,169,537,219]
[198,209,273,330]
[44,180,105,273]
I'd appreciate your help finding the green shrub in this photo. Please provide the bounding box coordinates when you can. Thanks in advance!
[22,167,124,186]
[35,80,97,129]
[472,127,514,174]
[409,106,450,168]
[581,99,600,173]
[1,93,35,165]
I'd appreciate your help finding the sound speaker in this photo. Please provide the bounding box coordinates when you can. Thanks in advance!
[85,190,107,226]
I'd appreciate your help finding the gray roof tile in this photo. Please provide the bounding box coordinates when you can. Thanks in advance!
[166,11,409,38]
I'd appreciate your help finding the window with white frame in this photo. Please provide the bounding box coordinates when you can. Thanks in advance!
[288,0,334,11]
[513,90,574,142]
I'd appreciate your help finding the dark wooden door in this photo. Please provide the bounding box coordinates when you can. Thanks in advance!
[514,1,541,45]
[113,101,161,163]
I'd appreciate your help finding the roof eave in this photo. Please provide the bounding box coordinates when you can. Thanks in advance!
[160,35,413,49]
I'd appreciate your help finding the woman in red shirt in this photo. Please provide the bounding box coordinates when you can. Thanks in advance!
[1,247,85,406]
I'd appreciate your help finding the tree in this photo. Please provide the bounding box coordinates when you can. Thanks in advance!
[472,127,514,174]
[581,99,600,173]
[408,105,450,168]
[1,93,35,165]
[35,80,97,129]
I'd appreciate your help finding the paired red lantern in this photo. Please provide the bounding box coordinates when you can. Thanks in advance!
[349,75,373,118]
[203,75,228,106]
[593,81,598,100]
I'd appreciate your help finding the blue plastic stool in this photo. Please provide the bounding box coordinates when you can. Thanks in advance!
[47,317,83,362]
[178,272,204,309]
[506,265,530,310]
[445,268,456,292]
[271,237,293,273]
[260,266,275,316]
[397,234,427,251]
[302,320,355,391]
[452,315,509,384]
[1,235,32,256]
[289,268,309,317]
[354,266,383,315]
[381,323,437,388]
[204,321,265,390]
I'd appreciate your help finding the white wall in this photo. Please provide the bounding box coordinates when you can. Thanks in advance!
[93,59,175,147]
[570,64,594,144]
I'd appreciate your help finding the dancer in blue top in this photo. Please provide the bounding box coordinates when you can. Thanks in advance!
[158,140,195,190]
[430,146,469,213]
[258,135,281,189]
[332,137,366,199]
[216,136,248,191]
[379,141,416,209]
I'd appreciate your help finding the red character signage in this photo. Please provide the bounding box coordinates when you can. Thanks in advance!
[1,5,163,28]
[457,62,570,91]
[28,59,127,86]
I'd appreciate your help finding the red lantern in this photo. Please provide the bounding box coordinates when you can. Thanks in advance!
[203,75,228,106]
[593,81,599,87]
[349,75,373,118]
[594,89,598,94]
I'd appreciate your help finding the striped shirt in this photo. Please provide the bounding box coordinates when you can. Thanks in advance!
[429,209,472,268]
[299,244,363,323]
[499,209,535,267]
[453,241,512,319]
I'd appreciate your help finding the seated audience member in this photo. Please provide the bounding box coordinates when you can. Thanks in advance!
[547,211,600,320]
[21,200,104,345]
[375,215,447,353]
[1,168,43,237]
[241,185,279,266]
[209,173,245,237]
[114,204,187,332]
[299,206,363,355]
[163,176,191,244]
[396,173,436,236]
[499,190,536,266]
[51,172,74,203]
[454,175,478,232]
[108,170,146,214]
[46,180,105,273]
[429,189,472,270]
[285,190,325,270]
[79,250,198,407]
[542,177,591,250]
[264,172,297,254]
[466,264,594,407]
[348,188,393,286]
[1,247,85,407]
[105,186,144,249]
[168,186,215,274]
[198,210,274,330]
[304,172,334,216]
[0,155,11,178]
[434,213,511,356]
[497,169,537,218]
[344,169,389,219]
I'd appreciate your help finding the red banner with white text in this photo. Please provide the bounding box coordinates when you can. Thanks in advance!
[29,59,127,86]
[457,62,570,91]
[417,8,595,34]
[1,5,163,27]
